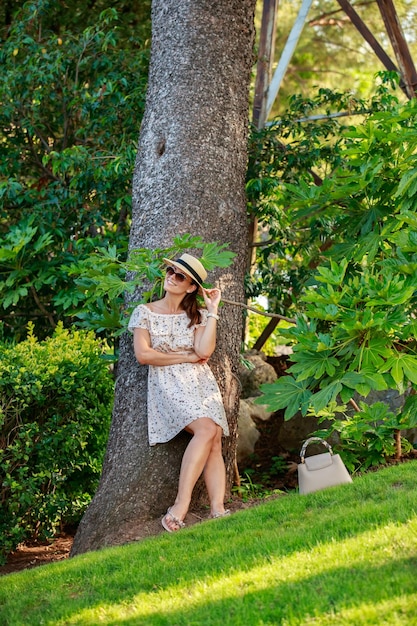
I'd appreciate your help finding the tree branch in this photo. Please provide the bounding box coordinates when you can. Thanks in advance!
[221,297,296,324]
[27,282,57,329]
[349,398,360,412]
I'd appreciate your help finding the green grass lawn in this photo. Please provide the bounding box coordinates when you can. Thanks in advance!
[1,461,417,625]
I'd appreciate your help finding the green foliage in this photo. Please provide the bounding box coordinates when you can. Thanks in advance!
[238,455,289,496]
[232,469,283,500]
[0,1,150,341]
[312,401,415,472]
[246,82,401,319]
[0,323,114,563]
[0,0,152,42]
[62,235,236,338]
[256,94,417,467]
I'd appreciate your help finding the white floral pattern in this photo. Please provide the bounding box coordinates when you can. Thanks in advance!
[128,304,229,445]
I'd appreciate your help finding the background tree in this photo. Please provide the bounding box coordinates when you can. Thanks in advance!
[0,0,151,41]
[71,0,256,556]
[268,0,417,113]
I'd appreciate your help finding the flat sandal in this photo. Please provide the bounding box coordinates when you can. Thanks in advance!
[210,509,231,519]
[161,507,186,532]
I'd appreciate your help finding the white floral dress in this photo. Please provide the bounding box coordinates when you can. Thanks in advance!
[128,304,229,446]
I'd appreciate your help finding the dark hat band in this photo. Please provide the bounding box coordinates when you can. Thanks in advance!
[174,258,204,285]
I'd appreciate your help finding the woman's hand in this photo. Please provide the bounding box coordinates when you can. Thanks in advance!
[193,288,221,360]
[187,351,209,364]
[202,287,221,313]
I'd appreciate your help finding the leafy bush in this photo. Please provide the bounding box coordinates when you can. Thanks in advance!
[256,96,417,469]
[0,323,114,563]
[311,401,414,472]
[245,80,401,324]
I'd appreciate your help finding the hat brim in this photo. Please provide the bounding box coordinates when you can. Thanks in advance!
[162,258,205,292]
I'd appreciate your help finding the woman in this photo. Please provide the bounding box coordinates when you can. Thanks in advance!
[128,253,230,532]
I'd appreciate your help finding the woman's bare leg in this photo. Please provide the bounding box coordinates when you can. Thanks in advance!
[165,418,217,527]
[203,426,227,516]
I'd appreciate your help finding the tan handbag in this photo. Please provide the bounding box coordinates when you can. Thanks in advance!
[298,437,352,495]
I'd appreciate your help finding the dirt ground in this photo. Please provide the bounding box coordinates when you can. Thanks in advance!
[0,532,75,576]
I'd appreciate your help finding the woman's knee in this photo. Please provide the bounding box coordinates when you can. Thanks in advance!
[188,417,218,441]
[211,429,223,454]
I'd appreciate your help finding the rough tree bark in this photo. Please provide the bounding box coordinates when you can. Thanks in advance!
[71,0,256,556]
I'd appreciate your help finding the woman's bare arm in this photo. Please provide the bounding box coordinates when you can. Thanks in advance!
[193,288,221,360]
[133,327,204,366]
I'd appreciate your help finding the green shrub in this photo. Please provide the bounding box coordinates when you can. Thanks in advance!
[311,400,414,472]
[256,99,417,470]
[0,323,114,563]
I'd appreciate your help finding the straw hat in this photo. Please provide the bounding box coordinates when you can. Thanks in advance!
[162,253,207,289]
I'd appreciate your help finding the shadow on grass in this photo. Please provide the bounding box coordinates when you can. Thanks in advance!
[114,555,417,626]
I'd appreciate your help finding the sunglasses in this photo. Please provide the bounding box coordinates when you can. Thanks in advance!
[165,266,190,283]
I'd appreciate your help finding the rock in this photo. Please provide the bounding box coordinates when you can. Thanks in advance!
[238,352,277,399]
[236,397,276,463]
[244,397,273,421]
[237,400,260,463]
[277,413,330,454]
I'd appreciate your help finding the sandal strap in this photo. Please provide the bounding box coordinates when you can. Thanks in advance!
[211,509,231,519]
[168,511,185,528]
[162,508,185,532]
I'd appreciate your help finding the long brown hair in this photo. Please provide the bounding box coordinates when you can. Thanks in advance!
[182,284,202,327]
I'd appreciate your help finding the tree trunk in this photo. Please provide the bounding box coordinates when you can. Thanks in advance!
[71,0,256,556]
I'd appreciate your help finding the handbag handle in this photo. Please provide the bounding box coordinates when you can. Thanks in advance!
[300,437,333,463]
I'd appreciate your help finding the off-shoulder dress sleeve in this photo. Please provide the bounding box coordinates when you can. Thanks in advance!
[128,304,149,332]
[195,309,208,328]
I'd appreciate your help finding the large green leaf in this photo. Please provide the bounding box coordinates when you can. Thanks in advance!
[382,353,417,386]
[310,380,343,414]
[394,167,417,199]
[352,338,393,370]
[256,376,312,420]
[340,370,388,398]
[288,350,339,381]
[366,284,415,306]
[315,259,348,286]
[399,395,417,429]
[200,243,236,270]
